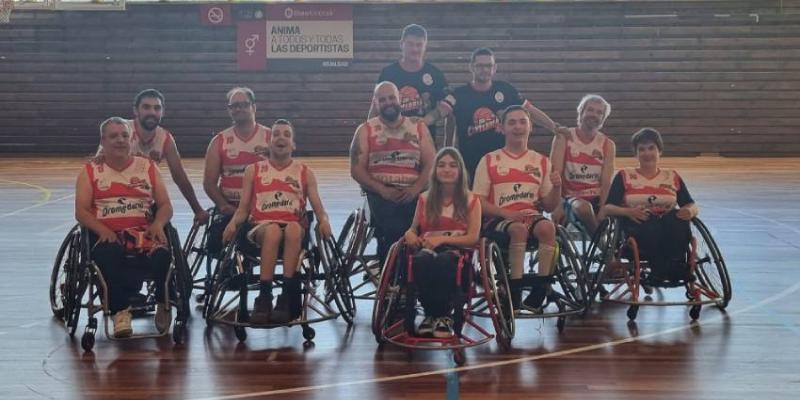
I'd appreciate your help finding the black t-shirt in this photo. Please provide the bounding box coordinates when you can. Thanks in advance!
[378,61,449,136]
[606,172,694,207]
[445,80,525,177]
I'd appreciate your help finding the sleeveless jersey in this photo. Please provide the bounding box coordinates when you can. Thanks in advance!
[364,116,424,187]
[95,119,174,165]
[417,192,478,238]
[86,156,157,232]
[250,159,308,224]
[563,128,609,200]
[215,124,271,204]
[473,149,552,214]
[620,167,682,215]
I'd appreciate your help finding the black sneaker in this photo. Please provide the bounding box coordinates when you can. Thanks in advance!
[250,295,272,325]
[433,317,453,339]
[417,316,434,337]
[522,285,548,312]
[270,293,290,324]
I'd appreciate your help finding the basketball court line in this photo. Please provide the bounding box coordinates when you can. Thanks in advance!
[191,280,800,400]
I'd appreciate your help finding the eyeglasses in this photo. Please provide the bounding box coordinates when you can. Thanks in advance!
[227,101,252,110]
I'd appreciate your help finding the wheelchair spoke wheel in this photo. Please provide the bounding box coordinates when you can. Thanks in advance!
[50,226,79,320]
[319,236,357,325]
[555,226,589,310]
[485,241,514,349]
[691,218,732,309]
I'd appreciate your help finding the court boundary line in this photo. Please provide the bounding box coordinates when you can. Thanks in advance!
[191,280,800,400]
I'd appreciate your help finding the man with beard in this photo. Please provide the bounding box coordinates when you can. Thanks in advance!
[350,81,435,264]
[96,89,208,225]
[549,94,616,234]
[371,24,450,146]
[440,48,570,183]
[203,87,271,258]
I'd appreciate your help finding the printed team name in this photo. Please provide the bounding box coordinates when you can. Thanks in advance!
[261,197,294,210]
[370,151,419,167]
[568,171,601,181]
[467,119,499,136]
[498,191,535,206]
[102,202,147,217]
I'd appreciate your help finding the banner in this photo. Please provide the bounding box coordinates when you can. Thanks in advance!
[237,21,267,71]
[264,4,353,71]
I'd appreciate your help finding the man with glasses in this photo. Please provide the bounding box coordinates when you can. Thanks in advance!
[203,87,271,257]
[440,47,569,182]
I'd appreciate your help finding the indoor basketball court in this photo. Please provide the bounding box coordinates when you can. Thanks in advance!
[1,1,799,399]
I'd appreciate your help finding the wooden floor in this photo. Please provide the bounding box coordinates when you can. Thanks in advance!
[2,156,800,400]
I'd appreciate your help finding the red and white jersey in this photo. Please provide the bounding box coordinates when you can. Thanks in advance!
[473,149,552,214]
[215,124,271,204]
[620,167,681,214]
[86,156,157,232]
[417,192,479,238]
[95,119,174,165]
[250,159,308,225]
[364,116,424,187]
[562,128,610,200]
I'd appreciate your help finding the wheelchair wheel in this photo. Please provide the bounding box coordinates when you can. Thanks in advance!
[554,226,589,311]
[81,330,95,352]
[183,220,209,298]
[484,241,515,350]
[691,218,732,309]
[583,218,622,304]
[318,235,356,325]
[50,226,79,320]
[371,242,402,343]
[167,224,192,338]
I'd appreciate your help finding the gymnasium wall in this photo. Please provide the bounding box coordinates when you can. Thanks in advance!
[1,0,799,156]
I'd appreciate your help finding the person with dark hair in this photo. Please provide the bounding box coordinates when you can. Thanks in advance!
[202,87,271,257]
[96,89,208,225]
[550,94,616,234]
[76,117,174,337]
[440,48,570,182]
[603,128,699,282]
[472,105,562,311]
[403,147,481,338]
[372,24,450,146]
[350,81,436,265]
[223,119,332,324]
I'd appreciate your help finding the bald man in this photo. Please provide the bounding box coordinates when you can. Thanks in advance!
[350,81,435,263]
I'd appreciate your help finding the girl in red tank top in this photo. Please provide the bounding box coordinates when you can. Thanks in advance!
[403,147,482,338]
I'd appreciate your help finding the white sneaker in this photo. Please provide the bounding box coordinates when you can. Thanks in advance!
[113,309,133,338]
[433,317,453,339]
[417,316,434,337]
[155,303,172,334]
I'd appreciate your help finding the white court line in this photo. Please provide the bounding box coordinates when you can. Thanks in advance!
[0,194,74,219]
[38,220,78,235]
[20,321,43,329]
[191,281,800,400]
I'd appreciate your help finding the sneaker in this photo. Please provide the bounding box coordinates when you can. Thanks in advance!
[417,316,434,337]
[155,303,172,334]
[522,285,548,312]
[112,309,133,338]
[270,294,290,324]
[250,295,273,325]
[433,317,453,339]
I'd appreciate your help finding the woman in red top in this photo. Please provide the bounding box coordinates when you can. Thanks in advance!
[403,147,482,338]
[603,128,699,282]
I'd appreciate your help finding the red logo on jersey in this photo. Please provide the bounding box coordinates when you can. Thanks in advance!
[226,136,235,144]
[468,107,499,136]
[399,86,423,114]
[128,177,151,191]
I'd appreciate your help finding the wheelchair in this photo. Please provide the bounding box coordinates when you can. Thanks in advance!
[371,239,514,365]
[52,224,191,351]
[182,207,226,303]
[336,196,382,301]
[583,216,732,320]
[478,220,589,332]
[203,213,356,343]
